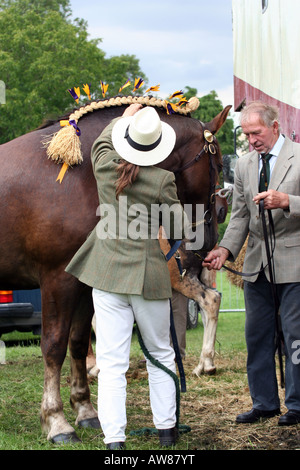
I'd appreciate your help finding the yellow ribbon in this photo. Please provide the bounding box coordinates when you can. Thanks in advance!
[56,162,69,184]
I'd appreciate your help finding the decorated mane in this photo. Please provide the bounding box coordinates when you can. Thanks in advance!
[43,81,200,183]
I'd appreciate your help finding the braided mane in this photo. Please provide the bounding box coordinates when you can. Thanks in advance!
[43,95,200,168]
[68,94,199,122]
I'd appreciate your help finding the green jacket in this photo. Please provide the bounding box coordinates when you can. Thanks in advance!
[66,118,185,299]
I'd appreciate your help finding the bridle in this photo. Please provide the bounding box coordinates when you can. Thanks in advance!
[172,122,220,226]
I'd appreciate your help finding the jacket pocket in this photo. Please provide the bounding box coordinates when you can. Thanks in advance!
[284,236,300,247]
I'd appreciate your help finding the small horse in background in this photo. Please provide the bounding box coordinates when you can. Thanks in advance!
[163,189,229,376]
[0,94,230,443]
[86,189,228,377]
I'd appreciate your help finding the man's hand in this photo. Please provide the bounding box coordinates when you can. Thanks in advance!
[202,247,230,271]
[253,189,289,210]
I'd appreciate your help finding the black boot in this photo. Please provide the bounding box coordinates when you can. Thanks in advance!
[158,427,179,447]
[106,441,126,450]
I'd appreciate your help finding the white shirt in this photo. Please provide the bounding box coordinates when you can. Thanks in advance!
[259,133,285,178]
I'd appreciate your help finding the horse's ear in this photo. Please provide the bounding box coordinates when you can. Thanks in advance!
[206,105,232,135]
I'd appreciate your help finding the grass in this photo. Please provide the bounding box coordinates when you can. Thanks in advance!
[1,281,300,451]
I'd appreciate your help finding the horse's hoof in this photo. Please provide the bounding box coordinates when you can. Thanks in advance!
[51,432,81,444]
[205,367,216,375]
[78,417,100,429]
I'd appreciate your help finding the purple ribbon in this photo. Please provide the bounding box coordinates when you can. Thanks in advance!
[69,120,81,136]
[68,88,79,101]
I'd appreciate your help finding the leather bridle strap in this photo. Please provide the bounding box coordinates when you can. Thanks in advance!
[173,147,206,175]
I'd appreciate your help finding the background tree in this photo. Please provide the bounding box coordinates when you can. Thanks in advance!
[0,0,146,143]
[184,87,234,156]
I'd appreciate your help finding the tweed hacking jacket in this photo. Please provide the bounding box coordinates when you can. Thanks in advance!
[220,136,300,283]
[65,118,185,299]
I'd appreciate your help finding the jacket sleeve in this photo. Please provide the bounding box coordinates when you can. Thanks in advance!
[219,158,250,261]
[91,118,121,169]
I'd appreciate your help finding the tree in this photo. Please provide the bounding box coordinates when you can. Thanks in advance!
[0,0,145,143]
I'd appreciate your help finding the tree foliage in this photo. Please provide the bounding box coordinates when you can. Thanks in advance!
[0,0,146,143]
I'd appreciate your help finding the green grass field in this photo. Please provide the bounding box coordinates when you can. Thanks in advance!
[1,276,299,451]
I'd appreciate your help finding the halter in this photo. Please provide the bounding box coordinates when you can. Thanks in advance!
[172,122,219,226]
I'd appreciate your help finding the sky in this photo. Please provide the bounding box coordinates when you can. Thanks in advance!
[69,0,235,115]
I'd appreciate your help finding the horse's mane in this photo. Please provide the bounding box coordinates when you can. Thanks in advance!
[42,95,200,167]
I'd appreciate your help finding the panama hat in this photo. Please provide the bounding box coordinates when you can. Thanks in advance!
[111,106,176,166]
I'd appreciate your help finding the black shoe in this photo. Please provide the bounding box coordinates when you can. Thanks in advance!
[106,441,125,450]
[158,427,179,447]
[236,408,280,423]
[278,410,300,426]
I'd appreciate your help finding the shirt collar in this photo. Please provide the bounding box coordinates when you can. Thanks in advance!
[262,134,285,158]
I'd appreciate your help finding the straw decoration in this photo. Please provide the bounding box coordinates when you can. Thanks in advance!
[43,80,200,183]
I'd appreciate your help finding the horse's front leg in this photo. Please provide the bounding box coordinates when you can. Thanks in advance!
[193,286,221,376]
[86,315,100,378]
[68,288,99,429]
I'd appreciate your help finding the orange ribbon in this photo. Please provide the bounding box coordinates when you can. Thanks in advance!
[56,162,69,184]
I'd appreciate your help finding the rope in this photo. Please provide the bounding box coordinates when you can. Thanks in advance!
[217,186,233,204]
[130,325,191,437]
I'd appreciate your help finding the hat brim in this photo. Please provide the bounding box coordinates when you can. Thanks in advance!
[111,116,176,166]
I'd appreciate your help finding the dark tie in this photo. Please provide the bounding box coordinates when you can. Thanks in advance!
[259,153,272,192]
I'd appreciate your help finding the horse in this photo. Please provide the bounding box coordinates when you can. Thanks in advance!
[164,189,229,376]
[0,94,231,443]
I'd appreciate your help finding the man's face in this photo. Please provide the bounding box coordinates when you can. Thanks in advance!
[241,112,279,154]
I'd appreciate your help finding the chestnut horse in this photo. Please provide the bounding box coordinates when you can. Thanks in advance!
[0,96,230,443]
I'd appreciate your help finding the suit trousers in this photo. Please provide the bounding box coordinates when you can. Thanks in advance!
[92,288,177,445]
[244,271,300,412]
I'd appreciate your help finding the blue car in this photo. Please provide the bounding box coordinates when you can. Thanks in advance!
[0,289,42,336]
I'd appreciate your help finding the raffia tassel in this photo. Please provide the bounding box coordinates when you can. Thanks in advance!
[186,97,200,112]
[45,125,83,166]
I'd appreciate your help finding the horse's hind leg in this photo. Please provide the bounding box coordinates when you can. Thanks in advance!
[40,277,98,443]
[40,280,78,443]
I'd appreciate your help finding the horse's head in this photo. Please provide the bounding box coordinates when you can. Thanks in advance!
[158,105,231,258]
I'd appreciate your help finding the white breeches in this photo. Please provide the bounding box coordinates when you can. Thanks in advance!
[92,288,177,444]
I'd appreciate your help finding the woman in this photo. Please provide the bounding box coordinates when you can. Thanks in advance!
[66,104,186,449]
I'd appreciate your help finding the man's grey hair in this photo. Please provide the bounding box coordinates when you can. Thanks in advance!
[240,101,280,130]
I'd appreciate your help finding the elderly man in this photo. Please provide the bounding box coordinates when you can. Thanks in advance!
[203,101,300,426]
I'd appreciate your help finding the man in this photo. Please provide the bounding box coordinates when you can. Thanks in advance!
[203,101,300,425]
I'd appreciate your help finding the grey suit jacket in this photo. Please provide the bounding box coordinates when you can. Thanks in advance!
[66,118,185,299]
[220,136,300,283]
